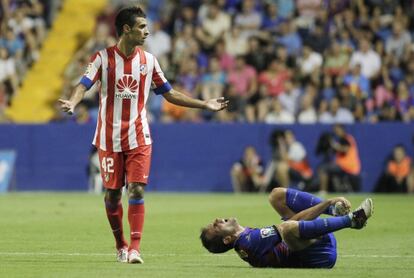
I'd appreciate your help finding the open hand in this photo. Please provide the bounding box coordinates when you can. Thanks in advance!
[205,97,229,111]
[58,99,75,115]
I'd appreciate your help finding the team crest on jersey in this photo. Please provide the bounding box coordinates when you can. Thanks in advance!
[104,173,110,182]
[139,64,147,75]
[260,226,277,238]
[85,63,93,75]
[116,74,139,99]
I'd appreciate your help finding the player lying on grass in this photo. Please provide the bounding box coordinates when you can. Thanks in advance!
[200,188,373,268]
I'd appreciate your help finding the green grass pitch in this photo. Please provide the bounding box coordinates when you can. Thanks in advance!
[0,193,413,278]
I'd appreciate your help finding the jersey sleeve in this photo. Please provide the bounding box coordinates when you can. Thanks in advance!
[79,52,102,90]
[151,56,172,95]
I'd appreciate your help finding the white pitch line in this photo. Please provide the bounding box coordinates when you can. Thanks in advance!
[0,252,413,259]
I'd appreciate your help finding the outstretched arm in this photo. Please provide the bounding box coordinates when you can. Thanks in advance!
[163,89,229,111]
[289,197,350,221]
[288,200,332,221]
[59,83,88,114]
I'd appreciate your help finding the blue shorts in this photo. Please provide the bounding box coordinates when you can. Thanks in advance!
[290,233,337,268]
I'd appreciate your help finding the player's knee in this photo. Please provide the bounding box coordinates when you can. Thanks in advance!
[105,189,122,203]
[128,183,145,200]
[268,187,286,206]
[278,220,299,238]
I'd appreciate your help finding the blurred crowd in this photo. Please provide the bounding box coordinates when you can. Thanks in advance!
[0,0,61,121]
[231,126,414,194]
[60,0,414,124]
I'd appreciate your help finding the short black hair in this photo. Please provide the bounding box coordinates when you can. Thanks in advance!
[200,227,232,254]
[115,6,146,37]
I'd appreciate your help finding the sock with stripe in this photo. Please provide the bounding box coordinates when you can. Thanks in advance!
[128,199,145,252]
[105,200,128,250]
[286,188,334,215]
[299,215,352,239]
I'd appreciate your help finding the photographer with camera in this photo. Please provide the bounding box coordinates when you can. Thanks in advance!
[317,124,361,193]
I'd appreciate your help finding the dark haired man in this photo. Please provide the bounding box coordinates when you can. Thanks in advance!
[60,6,228,264]
[200,188,373,268]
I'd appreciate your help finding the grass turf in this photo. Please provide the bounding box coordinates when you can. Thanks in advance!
[0,193,413,278]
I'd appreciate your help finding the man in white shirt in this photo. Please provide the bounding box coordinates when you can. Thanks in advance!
[319,98,354,124]
[299,45,323,76]
[349,38,381,79]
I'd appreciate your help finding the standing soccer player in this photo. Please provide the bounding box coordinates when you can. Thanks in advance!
[59,6,228,264]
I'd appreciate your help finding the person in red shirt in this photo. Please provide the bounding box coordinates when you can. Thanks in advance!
[59,6,228,264]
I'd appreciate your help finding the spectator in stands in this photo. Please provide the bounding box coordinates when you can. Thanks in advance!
[244,36,271,72]
[298,44,323,77]
[258,58,291,98]
[172,5,197,34]
[317,124,361,193]
[231,145,265,193]
[264,98,294,124]
[385,21,411,59]
[323,41,349,77]
[224,25,249,57]
[319,97,354,124]
[349,38,381,79]
[77,22,116,59]
[375,144,411,193]
[343,63,370,99]
[96,4,118,37]
[54,0,414,124]
[146,20,171,68]
[296,0,321,27]
[0,27,24,60]
[394,81,414,122]
[278,80,301,116]
[297,92,317,124]
[276,20,302,57]
[321,75,335,102]
[196,1,231,51]
[234,0,262,39]
[176,57,201,94]
[172,24,197,65]
[273,0,295,19]
[0,46,18,97]
[338,84,357,112]
[303,23,330,55]
[261,1,284,33]
[201,56,226,100]
[227,55,257,122]
[214,39,235,72]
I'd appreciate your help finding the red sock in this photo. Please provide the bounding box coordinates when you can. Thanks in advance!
[105,200,128,250]
[128,199,145,252]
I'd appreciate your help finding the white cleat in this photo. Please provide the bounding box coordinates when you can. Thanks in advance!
[351,198,374,229]
[117,247,128,263]
[128,250,144,264]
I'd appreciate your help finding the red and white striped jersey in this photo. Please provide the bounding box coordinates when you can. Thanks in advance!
[80,45,172,152]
